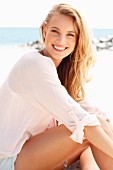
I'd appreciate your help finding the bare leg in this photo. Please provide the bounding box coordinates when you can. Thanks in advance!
[89,116,113,170]
[91,144,113,170]
[80,147,100,170]
[15,124,89,170]
[74,115,113,170]
[15,124,113,170]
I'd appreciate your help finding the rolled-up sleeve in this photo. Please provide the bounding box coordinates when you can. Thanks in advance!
[19,53,101,144]
[79,100,111,122]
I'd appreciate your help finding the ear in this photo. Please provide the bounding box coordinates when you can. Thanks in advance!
[42,25,47,40]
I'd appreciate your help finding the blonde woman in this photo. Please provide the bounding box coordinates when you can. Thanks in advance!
[0,3,113,170]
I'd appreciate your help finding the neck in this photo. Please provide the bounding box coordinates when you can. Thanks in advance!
[40,49,61,68]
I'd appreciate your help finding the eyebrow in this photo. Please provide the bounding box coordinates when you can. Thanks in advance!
[51,27,75,34]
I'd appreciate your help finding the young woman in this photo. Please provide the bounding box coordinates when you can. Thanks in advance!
[0,3,113,170]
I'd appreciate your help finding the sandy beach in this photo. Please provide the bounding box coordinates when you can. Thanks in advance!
[85,50,113,122]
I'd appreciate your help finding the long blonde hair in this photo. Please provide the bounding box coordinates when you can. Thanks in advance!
[40,3,95,102]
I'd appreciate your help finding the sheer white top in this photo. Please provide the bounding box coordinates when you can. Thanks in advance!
[0,51,101,158]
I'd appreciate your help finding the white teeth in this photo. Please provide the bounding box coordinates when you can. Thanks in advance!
[54,45,65,51]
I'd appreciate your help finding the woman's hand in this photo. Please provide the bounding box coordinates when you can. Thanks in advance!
[107,120,113,134]
[84,125,113,159]
[97,115,113,140]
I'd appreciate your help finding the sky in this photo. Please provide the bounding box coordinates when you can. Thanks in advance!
[0,0,113,28]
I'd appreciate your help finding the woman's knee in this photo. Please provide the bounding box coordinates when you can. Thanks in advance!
[15,127,90,170]
[80,147,100,170]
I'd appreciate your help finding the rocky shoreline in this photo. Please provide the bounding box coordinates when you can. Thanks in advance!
[23,35,113,52]
[93,35,113,51]
[22,40,43,50]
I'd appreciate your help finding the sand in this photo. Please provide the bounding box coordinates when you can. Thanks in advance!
[85,50,113,122]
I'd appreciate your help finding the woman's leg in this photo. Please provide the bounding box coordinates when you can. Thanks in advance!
[80,119,113,170]
[80,147,100,170]
[91,144,113,170]
[15,123,113,170]
[15,124,89,170]
[88,117,113,170]
[89,119,113,170]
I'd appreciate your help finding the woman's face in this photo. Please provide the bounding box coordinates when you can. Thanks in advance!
[42,13,76,67]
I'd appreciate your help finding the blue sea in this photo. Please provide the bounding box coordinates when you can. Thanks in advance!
[0,27,113,46]
[0,27,40,46]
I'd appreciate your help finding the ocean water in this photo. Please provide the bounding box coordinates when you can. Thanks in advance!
[0,27,40,46]
[92,28,113,39]
[0,27,113,46]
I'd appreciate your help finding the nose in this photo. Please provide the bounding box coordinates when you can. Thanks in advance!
[57,35,66,44]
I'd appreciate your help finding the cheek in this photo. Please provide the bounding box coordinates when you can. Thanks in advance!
[67,37,76,45]
[68,42,76,54]
[45,35,57,46]
[45,33,53,42]
[70,40,76,50]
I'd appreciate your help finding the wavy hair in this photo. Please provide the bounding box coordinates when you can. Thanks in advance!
[40,3,95,102]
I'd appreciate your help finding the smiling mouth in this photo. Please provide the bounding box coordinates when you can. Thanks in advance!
[53,45,67,51]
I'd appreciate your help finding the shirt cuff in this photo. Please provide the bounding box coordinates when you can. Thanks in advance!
[70,114,101,144]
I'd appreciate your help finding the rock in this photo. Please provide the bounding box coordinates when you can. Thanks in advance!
[93,35,113,51]
[25,40,43,50]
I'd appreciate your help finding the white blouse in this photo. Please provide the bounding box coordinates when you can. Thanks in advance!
[0,51,101,158]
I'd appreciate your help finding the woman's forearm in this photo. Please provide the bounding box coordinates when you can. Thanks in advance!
[107,120,113,134]
[97,115,113,140]
[84,125,113,159]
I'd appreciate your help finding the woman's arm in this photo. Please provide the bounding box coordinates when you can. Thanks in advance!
[97,115,113,140]
[79,99,113,157]
[84,125,113,159]
[107,120,113,133]
[18,52,113,158]
[79,99,111,121]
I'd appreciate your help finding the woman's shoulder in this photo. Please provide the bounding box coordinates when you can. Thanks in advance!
[21,50,45,63]
[21,50,54,69]
[18,50,56,77]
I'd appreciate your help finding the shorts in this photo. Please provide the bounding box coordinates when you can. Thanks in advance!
[0,156,17,170]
